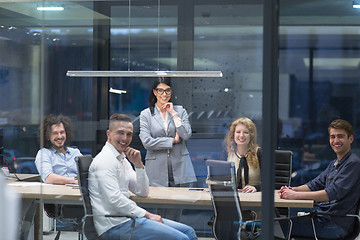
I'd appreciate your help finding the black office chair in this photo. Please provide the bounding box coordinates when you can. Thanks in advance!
[75,155,136,240]
[274,150,292,189]
[75,155,100,240]
[205,159,292,240]
[274,150,293,217]
[43,186,84,240]
[43,203,83,240]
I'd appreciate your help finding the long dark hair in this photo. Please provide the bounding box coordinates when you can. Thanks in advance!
[148,77,172,114]
[39,114,74,149]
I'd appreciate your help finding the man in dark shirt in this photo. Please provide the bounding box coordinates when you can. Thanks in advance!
[278,119,360,239]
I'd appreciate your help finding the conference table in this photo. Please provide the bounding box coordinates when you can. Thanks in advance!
[8,175,313,240]
[9,182,313,208]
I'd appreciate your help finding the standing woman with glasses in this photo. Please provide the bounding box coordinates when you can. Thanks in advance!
[139,77,197,187]
[225,117,261,193]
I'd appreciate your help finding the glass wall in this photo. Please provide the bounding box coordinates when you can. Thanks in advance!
[1,0,360,239]
[0,0,94,168]
[0,0,265,177]
[0,0,264,238]
[278,0,360,187]
[108,1,264,188]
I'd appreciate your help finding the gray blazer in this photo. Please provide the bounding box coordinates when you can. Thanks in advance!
[139,105,197,186]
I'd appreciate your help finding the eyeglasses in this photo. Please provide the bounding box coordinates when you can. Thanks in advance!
[155,88,172,95]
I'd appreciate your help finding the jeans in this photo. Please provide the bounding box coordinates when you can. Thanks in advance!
[101,217,198,240]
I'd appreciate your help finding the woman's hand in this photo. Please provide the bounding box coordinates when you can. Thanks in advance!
[241,185,257,193]
[162,102,176,115]
[173,132,182,144]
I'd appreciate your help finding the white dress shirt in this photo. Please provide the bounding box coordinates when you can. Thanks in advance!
[89,142,149,236]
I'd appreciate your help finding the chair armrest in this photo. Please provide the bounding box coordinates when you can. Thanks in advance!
[290,211,359,240]
[294,211,359,219]
[105,214,137,220]
[82,213,136,222]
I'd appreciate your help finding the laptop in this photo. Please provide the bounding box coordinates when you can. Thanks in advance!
[8,173,41,182]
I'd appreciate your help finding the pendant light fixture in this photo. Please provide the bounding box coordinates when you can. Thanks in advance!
[67,0,222,78]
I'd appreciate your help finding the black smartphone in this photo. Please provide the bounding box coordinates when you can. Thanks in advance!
[188,188,204,191]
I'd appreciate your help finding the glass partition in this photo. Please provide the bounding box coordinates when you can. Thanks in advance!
[278,0,360,188]
[0,1,264,238]
[2,0,359,239]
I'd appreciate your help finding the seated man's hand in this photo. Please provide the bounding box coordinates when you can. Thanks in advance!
[278,185,292,194]
[45,173,78,185]
[279,186,297,199]
[124,147,144,169]
[145,212,164,223]
[69,177,78,185]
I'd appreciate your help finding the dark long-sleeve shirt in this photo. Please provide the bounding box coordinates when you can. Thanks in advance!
[306,151,360,232]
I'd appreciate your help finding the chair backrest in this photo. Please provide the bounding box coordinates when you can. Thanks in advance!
[206,159,242,240]
[76,155,101,240]
[274,150,293,189]
[43,203,61,218]
[274,150,293,216]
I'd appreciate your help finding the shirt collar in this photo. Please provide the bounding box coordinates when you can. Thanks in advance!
[105,141,125,161]
[334,150,352,167]
[155,104,165,116]
[155,104,169,115]
[49,146,70,155]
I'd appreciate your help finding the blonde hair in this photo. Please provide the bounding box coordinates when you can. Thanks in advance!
[225,117,259,168]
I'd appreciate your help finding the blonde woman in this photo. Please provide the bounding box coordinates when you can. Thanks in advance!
[225,117,261,193]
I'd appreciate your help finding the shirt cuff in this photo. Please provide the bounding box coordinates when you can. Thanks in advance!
[132,207,147,218]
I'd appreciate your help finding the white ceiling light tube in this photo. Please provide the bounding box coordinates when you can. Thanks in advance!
[66,71,223,78]
[37,7,64,11]
[353,0,360,8]
[109,88,127,95]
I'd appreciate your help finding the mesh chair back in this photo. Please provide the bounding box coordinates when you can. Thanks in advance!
[76,155,101,240]
[206,160,243,240]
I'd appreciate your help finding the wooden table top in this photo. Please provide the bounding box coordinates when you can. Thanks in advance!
[8,182,313,208]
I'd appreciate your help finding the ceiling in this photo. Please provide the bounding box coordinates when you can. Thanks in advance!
[0,0,359,37]
[0,0,359,81]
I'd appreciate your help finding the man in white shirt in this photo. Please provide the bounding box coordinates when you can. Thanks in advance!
[89,113,197,240]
